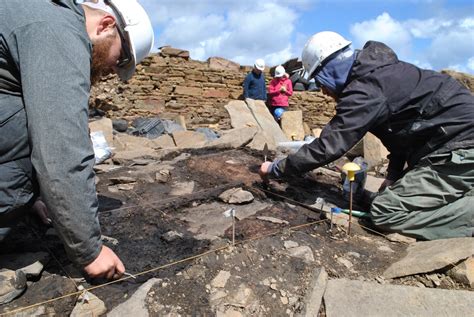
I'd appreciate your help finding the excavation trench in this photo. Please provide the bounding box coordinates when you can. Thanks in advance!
[0,148,420,315]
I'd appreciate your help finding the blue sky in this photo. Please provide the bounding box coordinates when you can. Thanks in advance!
[140,0,474,74]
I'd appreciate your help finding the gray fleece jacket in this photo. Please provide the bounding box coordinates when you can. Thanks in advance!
[0,0,102,265]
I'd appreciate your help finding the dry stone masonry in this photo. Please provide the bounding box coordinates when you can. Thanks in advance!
[90,47,337,131]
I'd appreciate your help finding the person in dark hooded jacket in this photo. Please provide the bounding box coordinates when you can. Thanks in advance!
[259,31,474,240]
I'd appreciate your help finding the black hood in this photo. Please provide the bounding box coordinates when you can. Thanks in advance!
[350,41,399,79]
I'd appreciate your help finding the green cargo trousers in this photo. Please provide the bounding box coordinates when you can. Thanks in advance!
[370,147,474,240]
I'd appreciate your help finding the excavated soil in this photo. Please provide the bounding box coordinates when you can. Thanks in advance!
[0,148,467,316]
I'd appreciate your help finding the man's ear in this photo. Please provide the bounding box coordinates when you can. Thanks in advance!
[96,15,117,36]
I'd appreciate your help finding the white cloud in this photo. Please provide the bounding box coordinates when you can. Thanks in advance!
[468,57,474,72]
[139,0,308,66]
[148,0,305,65]
[138,1,474,73]
[350,12,412,58]
[350,12,474,74]
[405,18,453,39]
[428,26,474,71]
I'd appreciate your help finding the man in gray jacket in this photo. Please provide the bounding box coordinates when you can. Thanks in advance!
[0,0,154,279]
[260,31,474,240]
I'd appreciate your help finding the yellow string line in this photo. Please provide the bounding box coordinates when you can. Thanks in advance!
[1,219,327,316]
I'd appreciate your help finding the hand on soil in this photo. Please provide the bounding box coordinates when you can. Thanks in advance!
[83,246,125,280]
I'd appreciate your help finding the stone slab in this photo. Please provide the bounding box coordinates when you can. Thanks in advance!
[383,237,474,279]
[224,100,287,150]
[107,278,159,317]
[206,127,258,149]
[281,110,305,141]
[225,100,259,129]
[149,134,176,149]
[171,131,207,148]
[299,267,328,317]
[324,278,474,317]
[179,201,270,240]
[247,100,288,143]
[246,131,276,151]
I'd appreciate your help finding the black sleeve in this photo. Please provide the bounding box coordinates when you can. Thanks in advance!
[276,80,387,176]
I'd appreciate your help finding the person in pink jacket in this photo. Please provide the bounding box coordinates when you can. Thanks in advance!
[268,65,293,121]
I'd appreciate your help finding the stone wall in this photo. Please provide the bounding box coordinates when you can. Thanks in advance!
[90,52,336,130]
[91,49,474,131]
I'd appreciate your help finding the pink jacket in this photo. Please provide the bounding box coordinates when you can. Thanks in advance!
[268,77,293,107]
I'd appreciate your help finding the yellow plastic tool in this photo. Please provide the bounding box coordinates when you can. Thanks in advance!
[342,162,361,236]
[342,162,361,181]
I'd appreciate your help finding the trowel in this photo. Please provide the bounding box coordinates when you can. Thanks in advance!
[263,143,269,162]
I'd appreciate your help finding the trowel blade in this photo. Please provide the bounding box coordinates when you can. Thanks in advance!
[263,143,269,162]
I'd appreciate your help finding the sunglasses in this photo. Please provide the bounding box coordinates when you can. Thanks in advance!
[115,25,132,68]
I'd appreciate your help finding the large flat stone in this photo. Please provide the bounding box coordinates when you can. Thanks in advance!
[224,100,287,150]
[206,127,258,149]
[299,267,328,317]
[383,237,474,279]
[246,131,276,151]
[112,134,158,160]
[225,100,259,129]
[107,278,159,317]
[281,110,305,141]
[179,201,270,240]
[247,100,288,143]
[171,131,207,148]
[324,279,474,317]
[149,134,176,149]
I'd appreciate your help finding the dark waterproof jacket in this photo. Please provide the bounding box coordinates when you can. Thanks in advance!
[0,0,101,266]
[277,41,474,180]
[243,71,267,100]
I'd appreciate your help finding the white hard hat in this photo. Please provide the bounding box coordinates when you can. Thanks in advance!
[274,65,285,78]
[82,0,155,81]
[254,59,265,71]
[301,31,351,80]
